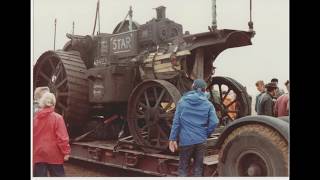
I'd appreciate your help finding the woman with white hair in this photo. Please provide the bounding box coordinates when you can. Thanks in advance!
[33,86,50,116]
[33,92,71,177]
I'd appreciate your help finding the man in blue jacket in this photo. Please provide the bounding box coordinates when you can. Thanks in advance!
[169,79,219,176]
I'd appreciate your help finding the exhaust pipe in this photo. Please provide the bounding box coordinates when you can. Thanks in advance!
[211,0,217,29]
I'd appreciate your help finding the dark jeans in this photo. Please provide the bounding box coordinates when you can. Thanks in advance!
[34,163,65,177]
[178,142,207,176]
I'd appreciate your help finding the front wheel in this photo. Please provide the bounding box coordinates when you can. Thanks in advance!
[127,80,181,153]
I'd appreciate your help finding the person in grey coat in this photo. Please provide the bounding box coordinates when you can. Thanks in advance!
[255,80,265,113]
[257,82,277,116]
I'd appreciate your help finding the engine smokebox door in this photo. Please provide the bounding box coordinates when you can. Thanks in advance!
[87,66,136,103]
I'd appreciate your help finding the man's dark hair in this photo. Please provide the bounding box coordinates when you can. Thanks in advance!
[271,78,278,83]
[285,80,289,86]
[266,86,277,92]
[265,82,277,92]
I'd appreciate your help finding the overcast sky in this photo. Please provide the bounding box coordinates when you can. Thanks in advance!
[32,0,289,97]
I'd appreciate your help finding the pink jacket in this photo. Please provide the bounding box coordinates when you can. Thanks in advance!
[274,94,289,117]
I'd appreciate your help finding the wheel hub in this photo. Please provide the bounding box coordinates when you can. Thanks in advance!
[145,107,160,123]
[247,163,262,176]
[236,151,269,176]
[51,75,57,83]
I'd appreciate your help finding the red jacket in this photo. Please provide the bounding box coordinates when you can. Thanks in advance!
[33,107,71,164]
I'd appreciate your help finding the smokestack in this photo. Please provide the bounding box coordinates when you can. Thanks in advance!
[156,6,166,20]
[212,0,217,29]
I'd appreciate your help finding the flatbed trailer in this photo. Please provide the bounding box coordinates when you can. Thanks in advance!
[69,116,289,177]
[70,133,221,176]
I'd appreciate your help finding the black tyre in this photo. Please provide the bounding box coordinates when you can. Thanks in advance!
[218,124,288,176]
[278,116,289,123]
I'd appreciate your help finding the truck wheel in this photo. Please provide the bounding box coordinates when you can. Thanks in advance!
[278,116,289,123]
[218,124,288,176]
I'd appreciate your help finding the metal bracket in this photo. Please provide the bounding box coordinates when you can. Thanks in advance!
[157,159,169,174]
[88,147,102,160]
[124,153,139,167]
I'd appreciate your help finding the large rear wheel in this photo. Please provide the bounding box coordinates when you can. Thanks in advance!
[33,50,89,137]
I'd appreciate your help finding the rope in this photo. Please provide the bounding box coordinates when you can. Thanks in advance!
[250,0,252,22]
[92,0,100,36]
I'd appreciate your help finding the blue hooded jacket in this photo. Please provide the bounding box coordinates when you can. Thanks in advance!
[169,90,219,146]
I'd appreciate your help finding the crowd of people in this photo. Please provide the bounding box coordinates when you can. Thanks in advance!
[255,78,290,117]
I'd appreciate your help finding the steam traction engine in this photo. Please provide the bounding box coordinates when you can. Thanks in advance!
[33,4,288,176]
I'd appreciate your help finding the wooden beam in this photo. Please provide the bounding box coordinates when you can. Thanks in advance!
[143,50,191,63]
[192,48,204,79]
[154,63,181,72]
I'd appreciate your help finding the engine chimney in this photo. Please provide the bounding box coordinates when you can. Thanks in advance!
[211,0,217,29]
[156,6,166,20]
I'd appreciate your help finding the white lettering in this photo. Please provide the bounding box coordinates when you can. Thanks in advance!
[120,39,126,49]
[126,37,131,49]
[111,34,133,52]
[117,39,121,50]
[112,39,117,50]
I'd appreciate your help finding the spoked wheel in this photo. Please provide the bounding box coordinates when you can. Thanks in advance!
[33,50,89,137]
[127,80,181,153]
[207,76,251,125]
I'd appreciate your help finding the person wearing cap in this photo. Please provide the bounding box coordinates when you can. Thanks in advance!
[168,79,219,176]
[257,82,278,116]
[271,78,285,98]
[33,86,50,116]
[274,80,290,117]
[33,92,71,177]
